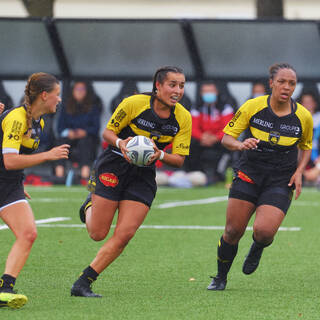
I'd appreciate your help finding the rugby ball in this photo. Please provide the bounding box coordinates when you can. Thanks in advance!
[126,136,155,167]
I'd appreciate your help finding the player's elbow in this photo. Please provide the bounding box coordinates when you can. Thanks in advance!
[171,155,185,168]
[3,156,17,170]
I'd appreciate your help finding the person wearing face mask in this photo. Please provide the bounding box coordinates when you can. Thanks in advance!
[184,81,235,183]
[249,81,268,99]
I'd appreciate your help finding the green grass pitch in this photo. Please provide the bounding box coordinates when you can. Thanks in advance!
[0,185,319,319]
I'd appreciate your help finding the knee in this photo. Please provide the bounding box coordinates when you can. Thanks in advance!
[224,224,244,243]
[89,230,108,242]
[253,226,274,244]
[19,228,37,246]
[113,229,136,249]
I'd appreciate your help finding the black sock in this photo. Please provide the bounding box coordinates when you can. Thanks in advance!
[252,234,273,248]
[79,266,99,285]
[0,274,16,292]
[217,236,238,280]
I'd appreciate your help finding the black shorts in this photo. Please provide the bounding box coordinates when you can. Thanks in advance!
[88,151,157,208]
[0,179,26,212]
[229,168,294,214]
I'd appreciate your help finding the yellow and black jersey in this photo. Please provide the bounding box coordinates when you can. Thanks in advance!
[224,95,313,172]
[0,105,44,180]
[106,94,192,156]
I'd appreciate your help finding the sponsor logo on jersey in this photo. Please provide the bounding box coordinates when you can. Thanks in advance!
[237,170,254,184]
[11,120,23,134]
[8,133,20,141]
[161,124,178,134]
[176,143,189,150]
[269,131,280,145]
[115,109,127,122]
[110,119,120,127]
[99,173,119,187]
[229,110,241,127]
[137,118,156,129]
[252,117,273,128]
[280,124,300,135]
[150,131,161,141]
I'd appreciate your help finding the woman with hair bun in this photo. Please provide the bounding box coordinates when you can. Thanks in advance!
[0,73,70,309]
[71,66,192,298]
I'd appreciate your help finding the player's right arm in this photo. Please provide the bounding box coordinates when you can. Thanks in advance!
[222,134,259,151]
[2,110,70,170]
[3,145,70,170]
[222,100,259,151]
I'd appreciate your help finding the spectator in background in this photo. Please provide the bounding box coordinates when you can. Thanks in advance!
[184,81,235,183]
[110,80,139,113]
[55,81,102,184]
[0,81,14,111]
[250,81,268,99]
[298,90,320,128]
[298,90,320,185]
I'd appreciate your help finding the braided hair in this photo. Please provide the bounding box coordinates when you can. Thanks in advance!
[23,72,58,137]
[269,62,296,80]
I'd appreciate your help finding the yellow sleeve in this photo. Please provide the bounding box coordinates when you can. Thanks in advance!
[223,101,251,139]
[298,108,313,150]
[172,111,192,156]
[2,109,27,154]
[106,98,133,134]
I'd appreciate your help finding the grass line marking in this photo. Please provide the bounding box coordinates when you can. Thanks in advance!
[156,196,228,209]
[33,224,300,231]
[0,217,71,230]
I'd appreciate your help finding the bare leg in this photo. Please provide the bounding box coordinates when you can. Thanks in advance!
[0,202,37,279]
[80,165,90,179]
[90,200,149,273]
[242,205,285,275]
[253,204,285,244]
[208,198,255,290]
[55,165,64,178]
[71,197,149,297]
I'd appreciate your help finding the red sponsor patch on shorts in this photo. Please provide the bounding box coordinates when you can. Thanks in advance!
[237,170,254,184]
[99,173,119,187]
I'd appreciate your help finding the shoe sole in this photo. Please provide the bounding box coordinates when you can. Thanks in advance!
[0,293,28,309]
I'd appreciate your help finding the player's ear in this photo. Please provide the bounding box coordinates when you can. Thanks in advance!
[155,81,161,93]
[40,91,48,101]
[269,78,273,90]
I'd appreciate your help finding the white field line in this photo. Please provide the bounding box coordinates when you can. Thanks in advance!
[34,224,300,232]
[156,196,228,209]
[291,201,320,207]
[0,217,71,230]
[29,198,83,203]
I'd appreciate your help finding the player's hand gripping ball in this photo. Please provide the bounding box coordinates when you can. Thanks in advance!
[126,135,155,167]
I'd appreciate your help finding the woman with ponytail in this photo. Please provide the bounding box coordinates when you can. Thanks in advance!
[0,72,70,309]
[70,66,192,297]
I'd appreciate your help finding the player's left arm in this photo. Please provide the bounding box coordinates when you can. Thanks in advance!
[289,110,313,199]
[288,149,312,200]
[152,110,191,168]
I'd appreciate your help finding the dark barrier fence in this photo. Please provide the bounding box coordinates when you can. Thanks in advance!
[1,17,320,82]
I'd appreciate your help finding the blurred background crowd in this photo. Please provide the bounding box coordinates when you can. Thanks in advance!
[2,0,320,187]
[2,77,320,188]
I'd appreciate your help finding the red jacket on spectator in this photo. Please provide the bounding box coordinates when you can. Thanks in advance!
[191,104,234,141]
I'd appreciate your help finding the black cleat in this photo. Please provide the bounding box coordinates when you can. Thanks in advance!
[79,194,92,223]
[71,279,101,298]
[207,276,227,291]
[242,242,264,275]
